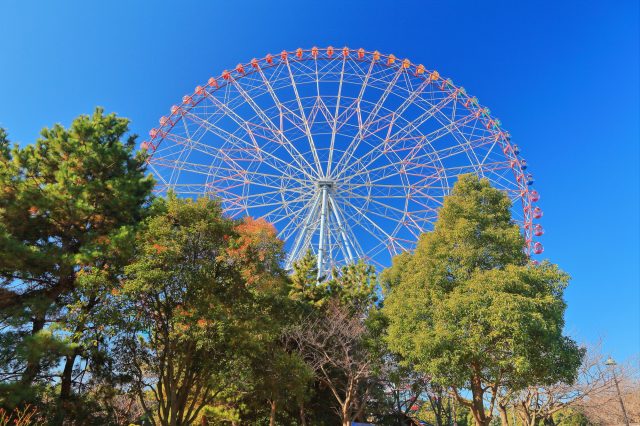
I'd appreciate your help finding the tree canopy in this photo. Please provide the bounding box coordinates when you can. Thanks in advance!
[382,174,584,426]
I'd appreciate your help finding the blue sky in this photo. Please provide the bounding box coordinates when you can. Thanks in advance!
[1,1,638,360]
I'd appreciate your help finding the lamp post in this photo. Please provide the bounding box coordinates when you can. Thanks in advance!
[605,356,629,426]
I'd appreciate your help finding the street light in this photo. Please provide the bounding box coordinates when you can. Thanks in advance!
[605,356,630,426]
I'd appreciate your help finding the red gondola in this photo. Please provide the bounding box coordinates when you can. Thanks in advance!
[533,242,544,254]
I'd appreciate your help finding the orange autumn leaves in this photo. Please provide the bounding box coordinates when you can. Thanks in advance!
[140,214,283,297]
[225,217,283,287]
[172,305,211,334]
[152,243,168,254]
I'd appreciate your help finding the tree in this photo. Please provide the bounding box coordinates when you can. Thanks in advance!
[288,261,380,426]
[382,174,583,426]
[116,195,289,426]
[510,345,639,425]
[289,299,374,426]
[288,250,329,308]
[248,345,313,426]
[0,109,153,408]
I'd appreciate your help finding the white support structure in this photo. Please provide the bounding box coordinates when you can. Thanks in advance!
[316,183,330,277]
[329,192,355,262]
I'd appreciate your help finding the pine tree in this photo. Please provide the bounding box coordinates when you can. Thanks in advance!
[0,108,153,407]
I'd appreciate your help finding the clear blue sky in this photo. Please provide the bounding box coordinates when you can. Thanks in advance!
[1,1,638,361]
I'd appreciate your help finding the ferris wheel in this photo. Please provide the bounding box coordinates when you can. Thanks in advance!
[144,47,544,277]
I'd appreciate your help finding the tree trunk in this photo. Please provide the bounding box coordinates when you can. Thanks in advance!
[342,395,352,426]
[269,400,277,426]
[498,404,510,426]
[60,350,78,400]
[470,374,491,426]
[517,409,532,426]
[452,397,458,426]
[20,313,46,386]
[298,402,307,426]
[342,412,350,426]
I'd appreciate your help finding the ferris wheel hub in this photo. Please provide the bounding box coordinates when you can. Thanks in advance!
[316,179,336,189]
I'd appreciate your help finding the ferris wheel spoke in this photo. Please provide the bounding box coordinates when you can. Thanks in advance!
[228,74,320,176]
[334,94,460,181]
[313,55,322,99]
[226,191,310,224]
[394,77,432,117]
[346,166,444,190]
[170,133,257,184]
[195,92,314,180]
[284,58,323,175]
[348,92,460,175]
[255,64,308,130]
[332,198,366,260]
[269,193,319,233]
[349,112,483,184]
[336,203,390,256]
[335,196,404,254]
[285,194,322,268]
[441,99,486,175]
[277,204,316,244]
[332,65,403,176]
[182,108,313,182]
[340,196,408,228]
[149,158,244,179]
[165,116,196,185]
[327,193,356,263]
[149,158,305,192]
[339,191,410,220]
[326,56,347,176]
[387,93,459,144]
[339,184,443,212]
[403,134,496,173]
[334,82,425,178]
[220,187,308,206]
[329,59,375,170]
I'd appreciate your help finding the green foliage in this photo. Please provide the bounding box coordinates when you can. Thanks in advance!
[383,174,583,425]
[289,250,330,307]
[0,108,153,293]
[289,251,378,312]
[116,194,291,425]
[328,260,378,311]
[0,109,153,411]
[202,404,241,424]
[553,407,591,425]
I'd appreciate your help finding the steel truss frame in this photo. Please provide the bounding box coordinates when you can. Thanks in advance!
[145,47,541,277]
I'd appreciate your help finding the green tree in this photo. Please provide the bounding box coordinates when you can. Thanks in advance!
[382,174,583,426]
[288,261,381,426]
[288,250,329,308]
[116,195,289,426]
[248,346,313,426]
[0,109,153,408]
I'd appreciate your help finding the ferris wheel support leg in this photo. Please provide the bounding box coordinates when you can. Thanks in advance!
[328,193,355,263]
[287,194,321,270]
[317,186,329,278]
